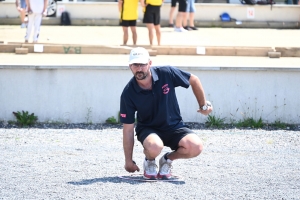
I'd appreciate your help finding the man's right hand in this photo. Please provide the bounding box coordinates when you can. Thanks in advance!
[124,161,140,173]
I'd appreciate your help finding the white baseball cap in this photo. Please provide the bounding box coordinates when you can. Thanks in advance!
[128,47,150,64]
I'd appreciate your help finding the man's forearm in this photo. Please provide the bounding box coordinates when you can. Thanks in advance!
[123,129,135,162]
[190,74,206,107]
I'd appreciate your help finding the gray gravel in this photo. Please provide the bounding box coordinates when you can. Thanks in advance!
[0,127,299,200]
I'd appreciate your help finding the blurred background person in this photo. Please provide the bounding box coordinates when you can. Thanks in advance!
[168,0,177,27]
[183,0,198,30]
[16,0,28,28]
[141,0,163,45]
[25,0,48,43]
[174,0,187,32]
[118,0,139,45]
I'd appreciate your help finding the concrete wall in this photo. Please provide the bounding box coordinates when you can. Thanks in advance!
[1,1,300,22]
[1,66,300,124]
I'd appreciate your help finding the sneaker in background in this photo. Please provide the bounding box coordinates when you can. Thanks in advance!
[183,26,191,31]
[158,153,172,179]
[21,23,26,28]
[143,159,158,180]
[189,26,198,30]
[174,27,187,32]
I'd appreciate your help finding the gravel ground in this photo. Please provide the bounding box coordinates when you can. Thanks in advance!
[0,124,299,200]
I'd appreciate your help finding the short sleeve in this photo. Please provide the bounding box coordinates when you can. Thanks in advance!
[169,66,191,88]
[120,93,136,124]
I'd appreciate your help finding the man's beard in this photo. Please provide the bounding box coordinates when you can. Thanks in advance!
[135,71,148,80]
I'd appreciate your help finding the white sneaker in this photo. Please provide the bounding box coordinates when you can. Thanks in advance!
[143,159,158,180]
[21,23,26,28]
[158,153,172,179]
[174,27,187,32]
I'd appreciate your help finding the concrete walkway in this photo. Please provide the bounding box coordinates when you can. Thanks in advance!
[1,25,299,47]
[0,25,299,68]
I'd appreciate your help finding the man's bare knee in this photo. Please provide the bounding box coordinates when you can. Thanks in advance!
[190,142,203,157]
[179,134,203,158]
[143,134,164,157]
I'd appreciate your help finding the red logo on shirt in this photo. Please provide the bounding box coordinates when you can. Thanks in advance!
[120,113,126,118]
[162,84,170,94]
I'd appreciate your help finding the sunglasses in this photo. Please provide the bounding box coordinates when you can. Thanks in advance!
[130,63,148,68]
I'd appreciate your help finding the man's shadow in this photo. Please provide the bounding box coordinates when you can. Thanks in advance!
[67,176,185,185]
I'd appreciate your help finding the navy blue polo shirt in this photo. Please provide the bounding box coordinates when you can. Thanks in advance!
[120,66,191,132]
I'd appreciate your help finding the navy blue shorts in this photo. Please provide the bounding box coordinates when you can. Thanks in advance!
[137,127,194,151]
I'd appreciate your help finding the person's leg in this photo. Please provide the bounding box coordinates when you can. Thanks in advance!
[188,0,198,30]
[20,9,26,23]
[182,12,189,30]
[143,5,155,45]
[153,5,161,45]
[19,0,26,25]
[143,134,164,160]
[122,26,129,45]
[156,127,202,179]
[183,0,190,29]
[33,13,42,42]
[129,20,137,45]
[138,129,164,179]
[25,13,34,42]
[169,0,177,26]
[189,13,194,27]
[167,133,203,160]
[154,25,161,45]
[169,7,176,26]
[146,24,154,45]
[175,0,188,32]
[129,26,137,45]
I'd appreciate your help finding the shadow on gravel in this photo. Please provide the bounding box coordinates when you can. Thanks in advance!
[67,176,185,185]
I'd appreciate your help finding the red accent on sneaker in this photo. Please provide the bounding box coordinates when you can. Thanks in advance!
[143,171,157,180]
[157,173,172,180]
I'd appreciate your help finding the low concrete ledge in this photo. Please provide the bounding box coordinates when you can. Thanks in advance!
[1,63,300,72]
[275,47,300,57]
[1,59,300,123]
[3,43,300,57]
[1,17,299,28]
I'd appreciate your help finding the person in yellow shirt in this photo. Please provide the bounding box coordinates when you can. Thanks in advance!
[118,0,140,45]
[141,0,163,45]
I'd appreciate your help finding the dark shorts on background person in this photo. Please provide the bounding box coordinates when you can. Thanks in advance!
[120,20,137,27]
[143,4,161,25]
[171,0,178,7]
[137,127,194,151]
[178,0,188,12]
